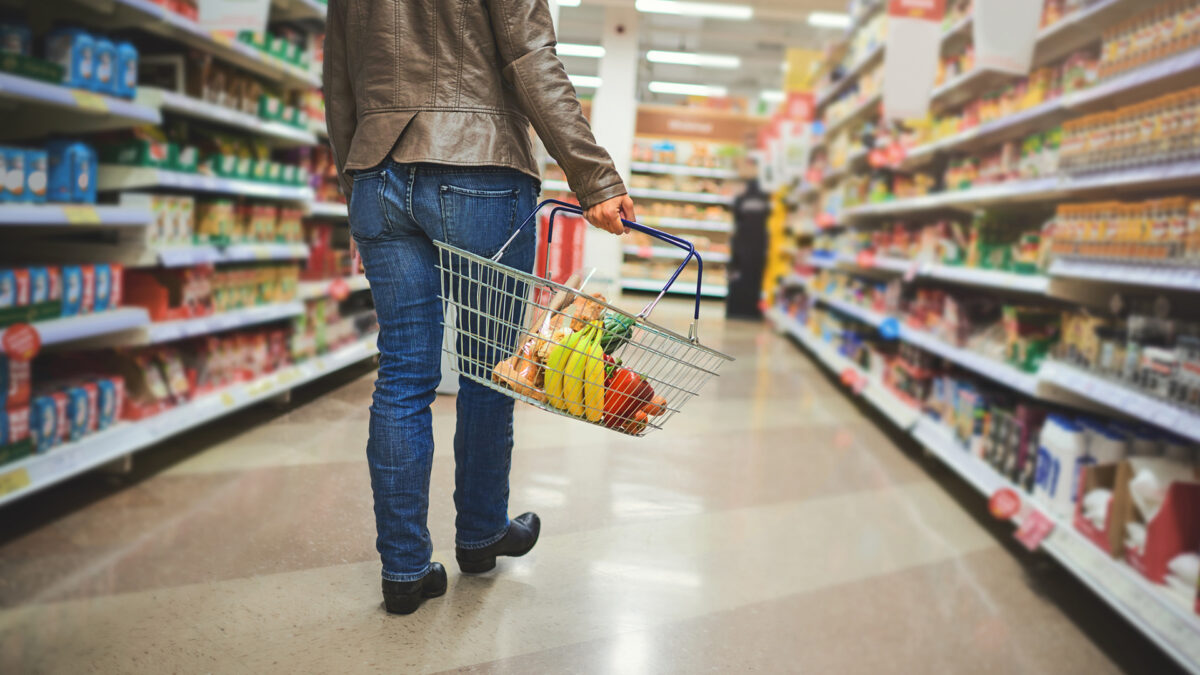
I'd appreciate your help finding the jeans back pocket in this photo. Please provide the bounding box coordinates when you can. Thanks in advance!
[348,167,393,242]
[438,184,521,259]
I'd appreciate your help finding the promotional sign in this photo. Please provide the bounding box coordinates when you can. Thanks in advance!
[784,92,815,124]
[882,0,945,121]
[198,0,271,34]
[973,0,1043,74]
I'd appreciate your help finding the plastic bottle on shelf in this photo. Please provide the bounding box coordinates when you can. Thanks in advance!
[1034,414,1087,518]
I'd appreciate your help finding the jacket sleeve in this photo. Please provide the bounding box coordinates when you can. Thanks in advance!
[323,0,356,199]
[486,0,627,210]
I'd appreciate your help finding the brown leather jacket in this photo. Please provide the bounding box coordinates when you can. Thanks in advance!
[323,0,626,209]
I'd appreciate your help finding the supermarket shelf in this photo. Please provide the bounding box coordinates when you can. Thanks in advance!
[818,295,1042,397]
[771,306,1200,673]
[74,0,322,90]
[910,418,1200,675]
[155,242,309,267]
[902,46,1200,169]
[815,44,885,111]
[931,67,1016,112]
[137,88,317,147]
[1048,259,1200,292]
[1039,361,1200,444]
[627,187,735,206]
[629,162,739,179]
[839,254,1052,294]
[780,273,812,288]
[0,204,152,228]
[97,165,314,201]
[143,301,304,344]
[769,307,920,431]
[0,72,161,137]
[845,157,1200,219]
[640,216,732,234]
[0,334,379,508]
[940,16,973,49]
[542,179,572,193]
[298,275,370,300]
[623,246,730,264]
[308,201,349,219]
[621,278,727,299]
[824,92,881,138]
[32,308,151,346]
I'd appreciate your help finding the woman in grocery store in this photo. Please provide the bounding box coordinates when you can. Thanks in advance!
[324,0,636,615]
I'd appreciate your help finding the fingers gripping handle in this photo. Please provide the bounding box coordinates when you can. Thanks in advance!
[493,199,706,332]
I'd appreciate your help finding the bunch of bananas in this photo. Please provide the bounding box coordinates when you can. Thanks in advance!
[544,320,606,422]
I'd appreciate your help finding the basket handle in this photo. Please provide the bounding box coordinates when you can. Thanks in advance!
[494,198,706,336]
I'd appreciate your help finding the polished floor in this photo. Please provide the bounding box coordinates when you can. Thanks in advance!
[0,304,1183,674]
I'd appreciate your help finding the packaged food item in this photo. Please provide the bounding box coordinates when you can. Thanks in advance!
[24,149,47,204]
[96,376,123,430]
[1,147,26,202]
[0,356,32,410]
[60,265,84,316]
[46,140,97,204]
[46,28,95,90]
[28,266,57,306]
[29,394,57,453]
[93,263,113,312]
[0,22,32,56]
[0,406,30,447]
[0,268,30,308]
[50,391,68,445]
[92,36,116,94]
[64,385,89,441]
[79,264,95,314]
[115,41,139,99]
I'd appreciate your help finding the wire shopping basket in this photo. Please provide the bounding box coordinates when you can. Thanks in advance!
[435,199,733,436]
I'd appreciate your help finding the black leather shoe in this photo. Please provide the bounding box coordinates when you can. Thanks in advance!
[456,512,541,574]
[382,562,448,615]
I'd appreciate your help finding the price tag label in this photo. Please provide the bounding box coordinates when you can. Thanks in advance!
[254,248,272,261]
[70,90,109,112]
[856,251,876,268]
[1014,508,1056,551]
[61,205,101,225]
[0,468,31,497]
[989,488,1021,520]
[637,245,653,258]
[905,261,920,282]
[220,392,235,408]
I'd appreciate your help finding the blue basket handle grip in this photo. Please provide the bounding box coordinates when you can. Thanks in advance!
[493,198,705,328]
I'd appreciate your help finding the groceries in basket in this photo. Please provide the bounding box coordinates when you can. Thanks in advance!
[490,282,667,436]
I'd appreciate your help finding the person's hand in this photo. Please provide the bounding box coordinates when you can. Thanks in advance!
[583,194,636,235]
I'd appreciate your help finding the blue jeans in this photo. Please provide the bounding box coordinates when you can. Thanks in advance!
[348,160,539,582]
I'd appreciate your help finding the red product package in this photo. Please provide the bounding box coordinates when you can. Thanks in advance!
[79,264,95,314]
[51,391,68,444]
[109,263,124,308]
[81,381,99,433]
[5,357,31,410]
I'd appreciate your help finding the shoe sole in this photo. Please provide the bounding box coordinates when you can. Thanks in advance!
[457,528,541,575]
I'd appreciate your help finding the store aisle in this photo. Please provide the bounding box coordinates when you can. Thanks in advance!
[0,310,1178,674]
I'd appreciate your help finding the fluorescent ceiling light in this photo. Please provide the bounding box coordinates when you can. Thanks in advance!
[761,90,785,102]
[635,0,753,20]
[556,0,581,6]
[808,11,852,28]
[648,81,728,97]
[646,50,741,69]
[557,43,605,58]
[569,74,602,88]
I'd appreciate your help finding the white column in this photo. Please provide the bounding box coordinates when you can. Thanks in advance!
[584,5,639,287]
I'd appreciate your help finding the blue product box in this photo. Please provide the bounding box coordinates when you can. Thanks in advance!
[61,265,83,316]
[46,141,97,204]
[115,41,138,99]
[0,269,17,308]
[28,267,51,304]
[93,263,112,312]
[30,395,57,453]
[92,37,116,95]
[96,378,117,430]
[0,23,31,57]
[46,29,95,90]
[64,385,89,441]
[24,149,47,204]
[1,147,26,202]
